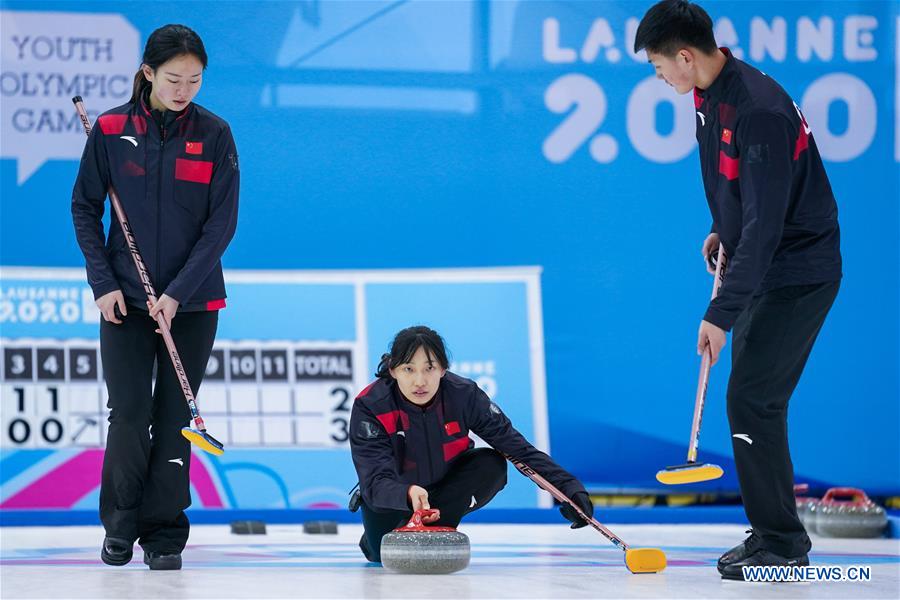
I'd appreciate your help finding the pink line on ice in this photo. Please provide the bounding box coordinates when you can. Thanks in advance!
[0,559,100,566]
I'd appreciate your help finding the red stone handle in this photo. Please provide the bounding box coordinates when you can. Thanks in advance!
[397,509,455,533]
[820,487,871,507]
[408,509,438,527]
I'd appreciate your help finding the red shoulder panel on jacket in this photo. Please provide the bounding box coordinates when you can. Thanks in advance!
[97,114,127,135]
[356,381,377,400]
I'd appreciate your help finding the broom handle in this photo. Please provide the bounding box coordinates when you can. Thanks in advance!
[686,243,727,463]
[505,454,631,552]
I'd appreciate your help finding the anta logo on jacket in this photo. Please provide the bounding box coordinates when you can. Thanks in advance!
[72,91,239,311]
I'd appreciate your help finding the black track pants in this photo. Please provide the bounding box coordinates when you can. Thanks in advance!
[99,309,217,553]
[727,281,839,557]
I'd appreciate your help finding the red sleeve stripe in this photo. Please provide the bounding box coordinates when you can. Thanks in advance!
[793,127,809,161]
[206,299,226,310]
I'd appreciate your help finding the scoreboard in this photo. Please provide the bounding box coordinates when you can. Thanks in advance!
[0,267,549,512]
[1,340,359,450]
[3,341,102,448]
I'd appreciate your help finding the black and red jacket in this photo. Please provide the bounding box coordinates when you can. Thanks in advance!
[350,372,586,512]
[72,92,239,312]
[695,49,842,331]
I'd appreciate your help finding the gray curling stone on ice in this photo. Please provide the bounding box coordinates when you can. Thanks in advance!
[793,483,819,532]
[230,520,267,534]
[815,487,887,538]
[380,509,470,574]
[303,521,338,534]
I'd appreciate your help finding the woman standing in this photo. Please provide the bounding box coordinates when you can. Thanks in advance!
[350,326,593,563]
[72,24,239,570]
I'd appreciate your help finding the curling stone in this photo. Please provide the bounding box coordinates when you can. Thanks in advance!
[303,520,338,534]
[793,483,819,532]
[815,487,887,538]
[806,499,822,535]
[230,520,267,535]
[380,509,470,574]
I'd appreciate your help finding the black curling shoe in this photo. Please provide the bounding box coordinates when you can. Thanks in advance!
[100,536,133,566]
[143,550,182,570]
[717,529,762,574]
[720,549,809,581]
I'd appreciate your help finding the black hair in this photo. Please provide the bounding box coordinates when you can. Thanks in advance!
[375,326,450,379]
[633,0,718,57]
[131,24,208,104]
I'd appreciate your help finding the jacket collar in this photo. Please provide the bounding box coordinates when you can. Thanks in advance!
[695,47,738,103]
[139,86,191,130]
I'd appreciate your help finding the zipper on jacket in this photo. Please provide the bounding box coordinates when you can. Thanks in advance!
[156,123,165,291]
[421,409,436,483]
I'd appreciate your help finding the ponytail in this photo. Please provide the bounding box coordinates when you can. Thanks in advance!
[130,67,149,104]
[375,353,392,379]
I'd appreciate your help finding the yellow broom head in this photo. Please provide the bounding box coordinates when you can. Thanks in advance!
[625,548,667,573]
[181,427,225,456]
[656,463,723,485]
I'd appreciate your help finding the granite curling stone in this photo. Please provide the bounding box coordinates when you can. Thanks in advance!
[815,487,887,538]
[793,483,819,533]
[380,509,470,574]
[229,520,267,535]
[303,521,338,534]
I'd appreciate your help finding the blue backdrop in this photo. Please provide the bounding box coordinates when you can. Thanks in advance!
[1,0,898,496]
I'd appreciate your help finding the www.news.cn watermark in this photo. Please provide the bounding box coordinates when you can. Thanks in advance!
[743,565,872,582]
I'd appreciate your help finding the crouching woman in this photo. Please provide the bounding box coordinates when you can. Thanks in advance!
[349,325,592,562]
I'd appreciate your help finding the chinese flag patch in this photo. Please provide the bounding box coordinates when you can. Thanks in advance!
[444,421,461,436]
[185,141,203,155]
[721,128,733,145]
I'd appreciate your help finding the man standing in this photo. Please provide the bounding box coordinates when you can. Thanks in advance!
[634,0,842,580]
